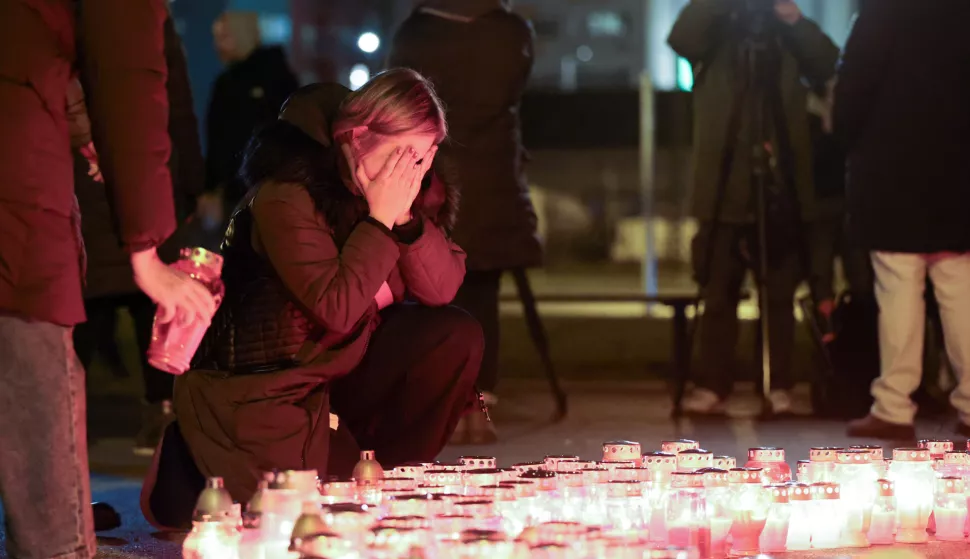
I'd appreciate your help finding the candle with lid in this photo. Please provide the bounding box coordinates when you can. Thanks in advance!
[784,483,813,551]
[727,468,769,556]
[676,449,713,473]
[889,447,935,544]
[868,479,896,545]
[934,476,967,541]
[603,440,642,464]
[182,514,239,559]
[713,456,736,470]
[808,447,842,483]
[919,439,954,460]
[939,450,970,479]
[643,452,678,544]
[745,447,791,483]
[795,460,811,483]
[661,439,700,454]
[808,482,843,549]
[849,444,887,476]
[460,456,498,470]
[544,455,580,471]
[665,472,711,557]
[697,468,731,558]
[834,449,879,547]
[759,484,791,553]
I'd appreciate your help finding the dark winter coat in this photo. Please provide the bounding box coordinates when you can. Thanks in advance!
[175,84,467,503]
[0,0,176,326]
[833,1,970,253]
[73,11,205,300]
[668,0,840,224]
[205,46,299,203]
[388,0,542,271]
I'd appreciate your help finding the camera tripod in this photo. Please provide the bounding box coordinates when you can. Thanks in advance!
[673,15,810,417]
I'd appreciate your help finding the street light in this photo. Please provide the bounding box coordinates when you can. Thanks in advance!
[349,64,370,90]
[357,32,380,53]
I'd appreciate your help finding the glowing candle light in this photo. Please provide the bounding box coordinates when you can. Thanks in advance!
[643,452,677,544]
[698,468,731,558]
[785,483,812,551]
[544,455,580,471]
[868,479,896,545]
[795,460,811,483]
[745,447,791,484]
[727,468,769,556]
[759,484,791,553]
[834,449,878,548]
[889,447,935,544]
[665,472,711,557]
[934,476,967,541]
[183,515,240,559]
[808,447,842,484]
[808,482,844,549]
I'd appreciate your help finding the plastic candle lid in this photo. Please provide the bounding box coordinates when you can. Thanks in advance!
[748,447,785,462]
[810,482,841,500]
[836,450,872,464]
[892,448,932,462]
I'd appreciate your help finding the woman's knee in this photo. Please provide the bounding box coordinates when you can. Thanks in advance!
[425,306,484,365]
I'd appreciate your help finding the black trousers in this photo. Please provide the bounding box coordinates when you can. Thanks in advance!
[807,216,874,302]
[692,223,800,397]
[74,293,173,404]
[327,304,483,477]
[451,270,502,393]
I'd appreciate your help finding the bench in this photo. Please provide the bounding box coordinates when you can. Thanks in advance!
[497,269,707,419]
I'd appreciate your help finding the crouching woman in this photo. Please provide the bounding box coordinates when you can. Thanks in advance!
[143,69,483,528]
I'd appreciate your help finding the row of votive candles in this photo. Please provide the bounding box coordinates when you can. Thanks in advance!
[182,437,970,559]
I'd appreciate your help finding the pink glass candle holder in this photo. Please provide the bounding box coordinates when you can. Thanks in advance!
[890,447,935,544]
[147,247,224,374]
[934,477,967,541]
[919,439,954,460]
[808,482,843,549]
[603,440,642,464]
[727,468,769,556]
[643,452,677,544]
[698,468,730,558]
[808,446,842,483]
[834,449,878,548]
[868,479,896,545]
[785,483,813,551]
[713,456,736,470]
[759,485,791,553]
[665,472,711,558]
[661,439,700,454]
[745,447,791,483]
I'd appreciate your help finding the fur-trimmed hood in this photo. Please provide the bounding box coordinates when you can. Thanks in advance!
[238,83,460,245]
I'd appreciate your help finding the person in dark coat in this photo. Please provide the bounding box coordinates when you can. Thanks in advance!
[205,11,300,211]
[0,0,216,557]
[668,0,839,417]
[142,70,482,528]
[388,0,542,444]
[71,8,206,456]
[835,1,970,441]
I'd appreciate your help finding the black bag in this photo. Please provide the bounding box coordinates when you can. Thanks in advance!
[810,291,880,419]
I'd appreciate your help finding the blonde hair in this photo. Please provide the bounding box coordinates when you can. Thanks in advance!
[332,68,447,155]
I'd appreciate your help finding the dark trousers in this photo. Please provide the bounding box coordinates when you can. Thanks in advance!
[73,293,173,404]
[327,305,483,477]
[451,270,502,393]
[808,216,874,302]
[692,223,800,397]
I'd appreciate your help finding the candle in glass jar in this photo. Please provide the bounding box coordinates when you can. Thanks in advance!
[676,449,713,473]
[834,449,878,548]
[808,447,841,483]
[785,483,812,551]
[890,447,935,544]
[661,439,700,454]
[727,468,769,556]
[643,452,677,545]
[759,485,791,553]
[919,439,954,460]
[868,479,896,545]
[603,440,642,464]
[809,482,843,549]
[698,468,730,558]
[934,476,967,541]
[665,472,711,557]
[713,456,736,470]
[745,447,791,484]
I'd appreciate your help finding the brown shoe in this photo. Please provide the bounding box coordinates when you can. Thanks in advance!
[449,416,470,446]
[467,410,498,445]
[846,414,916,441]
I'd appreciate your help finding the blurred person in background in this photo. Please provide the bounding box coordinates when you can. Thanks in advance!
[389,0,542,444]
[203,10,299,223]
[70,7,206,456]
[835,1,970,440]
[142,72,481,527]
[668,0,838,416]
[0,0,216,557]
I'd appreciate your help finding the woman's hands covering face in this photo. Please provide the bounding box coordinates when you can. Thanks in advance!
[342,143,437,229]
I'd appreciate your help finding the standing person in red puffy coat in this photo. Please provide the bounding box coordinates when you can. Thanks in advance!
[0,1,215,557]
[389,0,542,444]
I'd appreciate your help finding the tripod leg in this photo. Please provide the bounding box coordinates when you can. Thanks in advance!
[671,301,693,418]
[510,269,568,421]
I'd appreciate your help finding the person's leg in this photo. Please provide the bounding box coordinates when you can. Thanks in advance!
[329,304,483,467]
[926,253,970,428]
[0,316,96,559]
[72,296,115,372]
[758,245,801,413]
[126,293,177,455]
[688,223,746,411]
[808,218,839,307]
[857,252,926,433]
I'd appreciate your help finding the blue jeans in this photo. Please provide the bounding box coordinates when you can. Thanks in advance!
[0,316,95,558]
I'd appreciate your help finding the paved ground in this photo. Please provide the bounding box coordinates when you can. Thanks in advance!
[1,379,966,558]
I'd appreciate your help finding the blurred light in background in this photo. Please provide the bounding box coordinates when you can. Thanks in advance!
[349,64,370,90]
[357,32,380,53]
[676,57,693,92]
[576,45,594,63]
[258,14,292,46]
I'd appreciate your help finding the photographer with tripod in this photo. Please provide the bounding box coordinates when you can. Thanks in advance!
[669,0,839,416]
